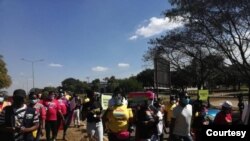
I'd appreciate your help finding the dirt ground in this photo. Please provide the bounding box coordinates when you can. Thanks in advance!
[40,121,108,141]
[40,97,243,141]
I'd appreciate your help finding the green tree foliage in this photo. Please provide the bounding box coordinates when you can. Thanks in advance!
[118,77,143,94]
[0,55,11,89]
[61,78,89,94]
[136,69,154,87]
[145,0,250,91]
[106,76,119,93]
[43,86,57,93]
[166,0,250,84]
[91,78,100,92]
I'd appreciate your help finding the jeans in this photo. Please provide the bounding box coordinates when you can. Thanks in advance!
[87,121,103,141]
[73,109,80,126]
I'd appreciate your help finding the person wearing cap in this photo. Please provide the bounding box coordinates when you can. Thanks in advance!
[28,92,46,141]
[0,89,39,141]
[213,100,233,125]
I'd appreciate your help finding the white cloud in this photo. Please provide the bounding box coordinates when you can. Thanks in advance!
[118,63,130,68]
[92,66,108,72]
[129,16,183,40]
[129,35,138,40]
[49,63,63,67]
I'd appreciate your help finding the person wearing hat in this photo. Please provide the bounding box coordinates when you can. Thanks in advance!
[214,100,233,125]
[0,89,39,141]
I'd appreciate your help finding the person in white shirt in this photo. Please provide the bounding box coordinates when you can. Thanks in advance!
[172,95,193,141]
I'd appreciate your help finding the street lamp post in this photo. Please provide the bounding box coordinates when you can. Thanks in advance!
[21,58,44,89]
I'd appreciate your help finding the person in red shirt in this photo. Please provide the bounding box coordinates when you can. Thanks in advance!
[28,92,46,141]
[43,91,64,141]
[56,92,69,140]
[214,100,233,125]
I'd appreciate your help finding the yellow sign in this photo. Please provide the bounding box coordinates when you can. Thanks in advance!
[101,94,112,110]
[198,90,209,101]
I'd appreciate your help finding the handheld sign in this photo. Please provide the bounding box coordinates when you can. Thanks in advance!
[127,91,155,108]
[198,90,209,101]
[101,94,112,110]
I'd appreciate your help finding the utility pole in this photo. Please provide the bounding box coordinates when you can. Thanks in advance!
[21,58,44,89]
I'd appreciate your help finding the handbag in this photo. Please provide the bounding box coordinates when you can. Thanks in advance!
[116,131,130,140]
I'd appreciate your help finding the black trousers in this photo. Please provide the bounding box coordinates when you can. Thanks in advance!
[45,120,57,141]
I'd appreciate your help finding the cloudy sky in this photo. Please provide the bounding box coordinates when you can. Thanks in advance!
[0,0,183,94]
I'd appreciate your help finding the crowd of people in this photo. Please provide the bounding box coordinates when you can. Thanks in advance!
[0,89,82,141]
[0,88,235,141]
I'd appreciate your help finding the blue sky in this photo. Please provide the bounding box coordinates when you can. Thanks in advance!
[0,0,182,94]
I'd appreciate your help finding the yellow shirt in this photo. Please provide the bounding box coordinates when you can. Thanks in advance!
[106,105,133,133]
[165,103,177,122]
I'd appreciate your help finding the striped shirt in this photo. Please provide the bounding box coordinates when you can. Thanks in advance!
[0,104,39,141]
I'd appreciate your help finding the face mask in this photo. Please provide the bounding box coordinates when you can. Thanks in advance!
[48,95,54,100]
[180,98,189,106]
[0,97,4,102]
[114,97,123,106]
[147,100,153,106]
[30,99,38,104]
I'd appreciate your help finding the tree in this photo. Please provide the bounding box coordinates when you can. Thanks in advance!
[43,86,57,93]
[136,69,154,87]
[91,79,100,92]
[61,78,89,94]
[164,0,250,98]
[106,76,119,93]
[145,0,250,93]
[118,77,143,94]
[0,55,11,89]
